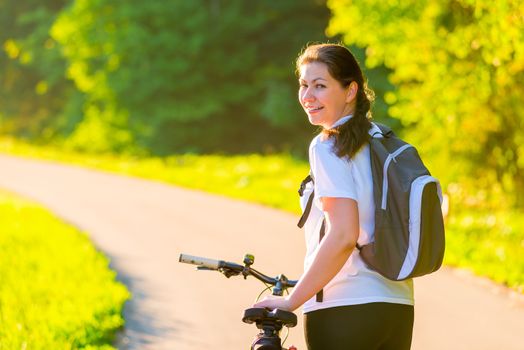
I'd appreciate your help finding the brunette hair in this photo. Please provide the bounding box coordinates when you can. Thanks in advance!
[296,43,374,159]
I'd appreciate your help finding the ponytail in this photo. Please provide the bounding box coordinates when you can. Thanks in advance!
[325,85,374,159]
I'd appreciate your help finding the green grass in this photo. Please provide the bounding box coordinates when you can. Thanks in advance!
[444,210,524,293]
[0,136,523,294]
[0,190,130,349]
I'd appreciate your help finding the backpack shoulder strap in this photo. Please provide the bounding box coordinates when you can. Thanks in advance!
[297,173,314,228]
[298,174,312,196]
[372,122,395,139]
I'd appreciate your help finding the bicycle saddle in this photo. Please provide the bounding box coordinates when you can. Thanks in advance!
[242,307,298,328]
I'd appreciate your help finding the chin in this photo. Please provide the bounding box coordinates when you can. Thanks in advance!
[307,115,322,127]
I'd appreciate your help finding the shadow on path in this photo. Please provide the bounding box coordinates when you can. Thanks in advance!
[110,257,183,349]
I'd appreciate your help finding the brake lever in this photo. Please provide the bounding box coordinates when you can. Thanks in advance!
[196,266,241,279]
[220,267,242,278]
[196,266,215,271]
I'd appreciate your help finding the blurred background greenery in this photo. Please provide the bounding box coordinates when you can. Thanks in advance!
[1,0,523,210]
[0,0,396,155]
[1,0,523,321]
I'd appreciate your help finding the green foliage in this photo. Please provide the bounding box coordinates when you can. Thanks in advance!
[349,45,402,129]
[1,0,400,156]
[0,0,81,140]
[327,0,524,207]
[48,0,330,154]
[0,190,130,349]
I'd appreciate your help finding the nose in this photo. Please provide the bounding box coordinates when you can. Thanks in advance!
[300,87,315,104]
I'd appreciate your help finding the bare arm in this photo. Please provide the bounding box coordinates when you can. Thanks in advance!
[253,196,359,311]
[286,197,359,310]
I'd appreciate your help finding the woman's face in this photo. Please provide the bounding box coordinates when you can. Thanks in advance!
[298,61,356,129]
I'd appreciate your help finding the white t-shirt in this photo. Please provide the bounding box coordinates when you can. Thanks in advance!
[301,116,414,314]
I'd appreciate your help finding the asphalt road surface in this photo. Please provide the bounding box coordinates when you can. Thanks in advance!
[0,154,523,350]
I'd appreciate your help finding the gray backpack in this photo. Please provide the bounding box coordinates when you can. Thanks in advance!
[298,123,445,284]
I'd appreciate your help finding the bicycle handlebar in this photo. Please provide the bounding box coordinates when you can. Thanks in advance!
[180,253,300,349]
[179,253,298,289]
[179,254,227,270]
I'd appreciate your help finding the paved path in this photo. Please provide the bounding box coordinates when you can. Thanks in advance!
[0,154,523,350]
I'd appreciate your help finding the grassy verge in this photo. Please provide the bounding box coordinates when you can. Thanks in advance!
[0,137,522,294]
[0,190,130,349]
[445,210,524,292]
[0,137,309,213]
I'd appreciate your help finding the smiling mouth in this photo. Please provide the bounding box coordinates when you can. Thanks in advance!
[307,107,324,112]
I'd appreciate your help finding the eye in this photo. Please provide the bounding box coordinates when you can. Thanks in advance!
[315,84,326,89]
[299,83,308,88]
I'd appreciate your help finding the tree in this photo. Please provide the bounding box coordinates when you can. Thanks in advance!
[51,0,331,154]
[0,0,78,141]
[328,0,524,207]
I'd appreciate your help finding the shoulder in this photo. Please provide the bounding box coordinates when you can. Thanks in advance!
[309,133,325,152]
[309,133,337,159]
[309,134,352,174]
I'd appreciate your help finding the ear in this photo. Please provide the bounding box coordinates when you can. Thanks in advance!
[345,81,358,103]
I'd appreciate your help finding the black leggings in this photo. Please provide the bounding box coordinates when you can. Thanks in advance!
[304,302,414,350]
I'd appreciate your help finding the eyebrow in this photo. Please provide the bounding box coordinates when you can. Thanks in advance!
[299,77,327,83]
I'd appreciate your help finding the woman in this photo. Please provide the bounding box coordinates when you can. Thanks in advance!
[253,43,414,349]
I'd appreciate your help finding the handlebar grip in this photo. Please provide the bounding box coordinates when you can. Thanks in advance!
[179,254,221,270]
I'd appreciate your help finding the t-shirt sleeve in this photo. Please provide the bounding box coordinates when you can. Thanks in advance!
[310,141,357,208]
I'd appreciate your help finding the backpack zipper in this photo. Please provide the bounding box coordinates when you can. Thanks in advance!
[381,144,413,210]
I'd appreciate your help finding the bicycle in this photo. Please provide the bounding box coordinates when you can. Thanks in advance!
[179,253,299,350]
